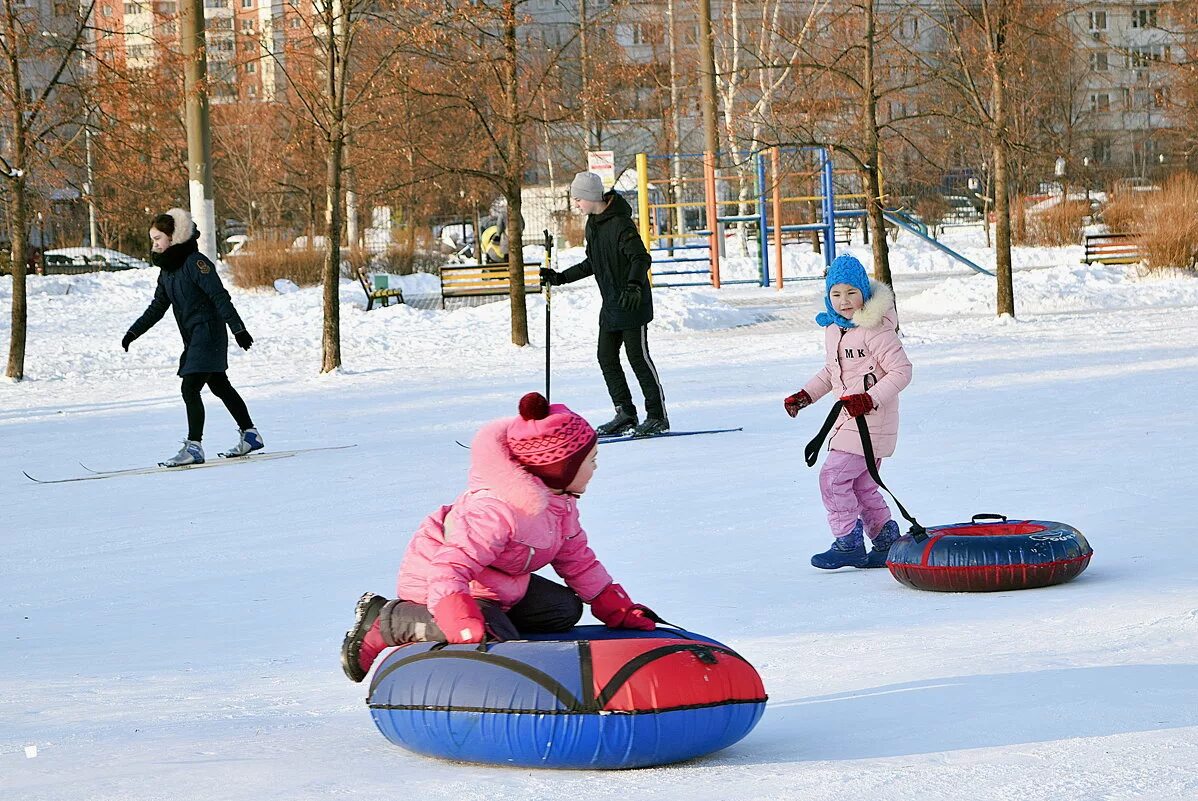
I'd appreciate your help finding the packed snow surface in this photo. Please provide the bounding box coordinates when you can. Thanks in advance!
[2,226,1196,800]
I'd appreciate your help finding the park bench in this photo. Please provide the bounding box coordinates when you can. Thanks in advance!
[438,262,541,308]
[1083,232,1142,265]
[356,267,405,310]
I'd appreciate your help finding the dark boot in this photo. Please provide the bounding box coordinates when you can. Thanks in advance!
[864,520,901,568]
[596,406,638,436]
[341,592,387,682]
[811,520,869,569]
[631,416,670,437]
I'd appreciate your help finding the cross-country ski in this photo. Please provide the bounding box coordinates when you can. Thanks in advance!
[24,445,357,484]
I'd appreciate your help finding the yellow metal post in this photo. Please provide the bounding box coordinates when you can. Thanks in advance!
[704,150,720,288]
[636,153,651,251]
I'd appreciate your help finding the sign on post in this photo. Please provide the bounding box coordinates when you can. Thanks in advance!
[587,150,617,189]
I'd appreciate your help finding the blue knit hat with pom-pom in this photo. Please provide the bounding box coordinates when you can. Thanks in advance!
[816,254,872,328]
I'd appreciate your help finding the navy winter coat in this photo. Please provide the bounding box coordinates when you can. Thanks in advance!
[558,192,654,331]
[127,234,247,376]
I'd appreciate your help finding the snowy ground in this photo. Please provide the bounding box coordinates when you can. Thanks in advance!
[2,226,1197,801]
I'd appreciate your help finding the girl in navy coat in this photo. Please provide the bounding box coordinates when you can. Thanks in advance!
[123,208,263,466]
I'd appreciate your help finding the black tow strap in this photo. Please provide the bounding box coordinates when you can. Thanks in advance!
[804,400,928,543]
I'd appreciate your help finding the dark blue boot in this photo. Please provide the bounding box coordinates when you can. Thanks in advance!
[864,520,900,568]
[811,520,868,569]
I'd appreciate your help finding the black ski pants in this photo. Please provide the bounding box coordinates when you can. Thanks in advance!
[597,325,666,420]
[377,575,584,645]
[181,371,254,442]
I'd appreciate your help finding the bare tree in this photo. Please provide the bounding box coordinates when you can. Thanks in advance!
[1,0,96,380]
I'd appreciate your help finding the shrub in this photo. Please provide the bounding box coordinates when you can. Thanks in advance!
[1099,192,1146,234]
[1025,199,1091,247]
[914,194,949,238]
[1140,173,1198,272]
[227,244,325,288]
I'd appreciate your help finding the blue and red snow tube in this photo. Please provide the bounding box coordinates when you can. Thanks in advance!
[365,626,767,768]
[887,516,1093,592]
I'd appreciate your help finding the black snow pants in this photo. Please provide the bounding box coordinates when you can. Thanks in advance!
[181,371,254,442]
[376,575,584,645]
[597,325,667,420]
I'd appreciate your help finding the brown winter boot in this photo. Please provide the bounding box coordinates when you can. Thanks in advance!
[341,592,388,683]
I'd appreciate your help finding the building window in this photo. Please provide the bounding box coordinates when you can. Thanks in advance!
[124,2,141,13]
[203,0,226,8]
[1131,8,1157,28]
[289,16,300,28]
[1088,92,1110,112]
[101,4,112,15]
[248,84,257,97]
[241,18,253,30]
[1088,11,1106,31]
[241,0,252,6]
[1089,51,1108,71]
[245,61,256,73]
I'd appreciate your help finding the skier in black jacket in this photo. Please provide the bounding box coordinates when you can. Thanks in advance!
[123,208,263,466]
[541,172,668,436]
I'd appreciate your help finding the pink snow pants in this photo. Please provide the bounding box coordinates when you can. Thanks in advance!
[819,449,893,539]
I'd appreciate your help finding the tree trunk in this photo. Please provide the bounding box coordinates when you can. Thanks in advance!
[862,0,892,285]
[6,174,28,381]
[322,128,344,372]
[503,0,529,347]
[991,19,1015,318]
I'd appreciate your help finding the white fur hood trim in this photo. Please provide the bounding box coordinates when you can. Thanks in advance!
[852,280,896,330]
[166,208,196,246]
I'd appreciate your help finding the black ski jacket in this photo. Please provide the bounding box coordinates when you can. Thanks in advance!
[127,233,247,376]
[558,191,653,331]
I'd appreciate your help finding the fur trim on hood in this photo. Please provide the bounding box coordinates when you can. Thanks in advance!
[466,419,550,517]
[848,280,895,330]
[165,208,196,246]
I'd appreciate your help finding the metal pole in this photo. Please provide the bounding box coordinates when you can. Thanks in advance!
[697,0,719,160]
[543,229,553,402]
[756,151,768,286]
[180,0,218,260]
[771,147,783,290]
[579,0,593,150]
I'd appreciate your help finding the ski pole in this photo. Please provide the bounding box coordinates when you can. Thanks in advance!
[543,229,553,402]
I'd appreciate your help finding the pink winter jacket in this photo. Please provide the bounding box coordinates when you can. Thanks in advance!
[395,419,613,616]
[801,281,913,458]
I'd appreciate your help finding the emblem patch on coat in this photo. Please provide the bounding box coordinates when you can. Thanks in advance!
[197,260,211,274]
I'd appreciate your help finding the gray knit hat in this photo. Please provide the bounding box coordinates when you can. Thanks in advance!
[570,172,606,203]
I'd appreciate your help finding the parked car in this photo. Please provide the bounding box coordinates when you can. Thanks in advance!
[41,247,150,274]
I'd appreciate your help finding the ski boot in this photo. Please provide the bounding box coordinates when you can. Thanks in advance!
[160,440,205,467]
[341,592,389,683]
[221,427,264,458]
[811,520,869,569]
[864,520,901,568]
[631,416,670,437]
[596,407,638,436]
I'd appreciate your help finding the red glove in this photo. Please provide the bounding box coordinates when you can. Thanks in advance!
[841,393,875,417]
[784,390,813,418]
[432,592,486,643]
[590,583,656,631]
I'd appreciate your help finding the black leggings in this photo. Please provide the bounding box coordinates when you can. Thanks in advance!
[377,575,584,645]
[597,325,666,419]
[181,371,253,442]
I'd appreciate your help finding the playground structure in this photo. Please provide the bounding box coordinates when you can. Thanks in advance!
[634,147,993,288]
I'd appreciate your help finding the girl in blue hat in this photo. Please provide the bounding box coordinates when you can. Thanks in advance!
[783,254,913,569]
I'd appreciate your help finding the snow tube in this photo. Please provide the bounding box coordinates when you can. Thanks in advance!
[365,625,767,769]
[887,515,1093,592]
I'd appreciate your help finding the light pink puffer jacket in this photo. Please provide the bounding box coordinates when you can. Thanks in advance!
[396,419,613,616]
[801,281,913,458]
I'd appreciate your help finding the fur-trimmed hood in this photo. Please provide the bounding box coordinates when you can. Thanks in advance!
[466,418,551,517]
[165,208,197,246]
[847,280,896,330]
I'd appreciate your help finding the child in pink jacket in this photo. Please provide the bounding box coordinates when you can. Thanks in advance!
[783,254,913,570]
[340,392,656,682]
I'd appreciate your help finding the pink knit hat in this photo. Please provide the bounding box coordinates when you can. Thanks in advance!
[506,392,598,490]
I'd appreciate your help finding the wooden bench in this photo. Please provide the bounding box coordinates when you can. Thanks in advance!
[356,267,405,310]
[439,262,541,307]
[1083,233,1142,265]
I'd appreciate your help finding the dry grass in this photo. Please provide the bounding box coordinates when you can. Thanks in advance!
[1140,173,1198,272]
[227,245,326,288]
[1099,192,1146,234]
[1024,199,1092,247]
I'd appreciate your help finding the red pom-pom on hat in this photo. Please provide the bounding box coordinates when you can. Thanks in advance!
[518,392,550,421]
